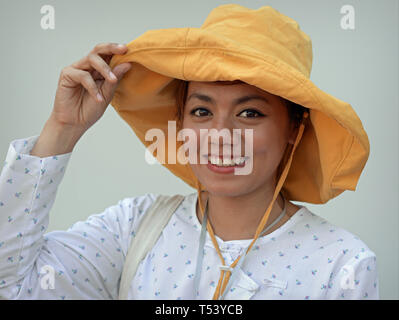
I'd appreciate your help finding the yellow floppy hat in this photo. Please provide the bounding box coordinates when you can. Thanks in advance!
[109,3,370,299]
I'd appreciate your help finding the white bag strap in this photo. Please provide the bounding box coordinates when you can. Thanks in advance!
[118,194,185,300]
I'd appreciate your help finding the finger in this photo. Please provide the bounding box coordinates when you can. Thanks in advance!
[90,55,112,80]
[87,53,118,83]
[63,67,103,102]
[94,42,127,55]
[72,43,127,70]
[99,62,132,100]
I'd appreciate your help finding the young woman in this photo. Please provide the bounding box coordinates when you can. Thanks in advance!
[0,4,378,300]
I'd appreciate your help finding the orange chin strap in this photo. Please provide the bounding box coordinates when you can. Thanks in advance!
[196,111,309,300]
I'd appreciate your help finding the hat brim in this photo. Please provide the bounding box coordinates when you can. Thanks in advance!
[109,27,370,204]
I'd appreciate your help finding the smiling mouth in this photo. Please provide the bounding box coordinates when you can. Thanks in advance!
[202,154,249,167]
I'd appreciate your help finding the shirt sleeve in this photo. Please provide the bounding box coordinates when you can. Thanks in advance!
[0,134,72,298]
[0,134,157,299]
[324,249,379,300]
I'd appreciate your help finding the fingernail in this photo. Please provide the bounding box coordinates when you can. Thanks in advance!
[118,44,126,48]
[124,63,132,71]
[96,92,103,102]
[109,71,117,80]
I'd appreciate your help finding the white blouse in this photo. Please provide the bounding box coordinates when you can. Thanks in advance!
[0,134,379,299]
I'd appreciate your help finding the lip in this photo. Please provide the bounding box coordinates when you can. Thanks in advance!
[202,154,248,174]
[203,154,248,159]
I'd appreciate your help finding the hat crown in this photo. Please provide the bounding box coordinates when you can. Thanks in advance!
[201,4,313,78]
[109,4,370,204]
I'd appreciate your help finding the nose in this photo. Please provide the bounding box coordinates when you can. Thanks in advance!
[203,116,243,156]
[209,115,234,144]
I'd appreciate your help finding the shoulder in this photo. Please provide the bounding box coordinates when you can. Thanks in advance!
[288,205,378,270]
[116,192,183,224]
[118,192,194,231]
[291,205,374,253]
[293,206,377,271]
[88,192,191,255]
[289,206,379,298]
[120,192,192,217]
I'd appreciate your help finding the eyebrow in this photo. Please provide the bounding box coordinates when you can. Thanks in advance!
[186,93,270,106]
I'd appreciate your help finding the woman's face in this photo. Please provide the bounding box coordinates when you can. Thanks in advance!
[181,81,297,197]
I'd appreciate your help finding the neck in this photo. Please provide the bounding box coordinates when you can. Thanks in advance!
[196,185,291,241]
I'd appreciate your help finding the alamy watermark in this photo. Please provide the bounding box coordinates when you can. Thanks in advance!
[340,264,356,290]
[40,5,55,30]
[40,265,55,290]
[340,5,355,30]
[144,121,254,175]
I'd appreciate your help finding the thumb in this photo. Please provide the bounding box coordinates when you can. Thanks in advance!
[112,62,132,79]
[101,62,132,100]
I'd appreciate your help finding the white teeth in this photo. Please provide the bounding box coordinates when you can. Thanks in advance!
[223,158,232,165]
[209,156,246,166]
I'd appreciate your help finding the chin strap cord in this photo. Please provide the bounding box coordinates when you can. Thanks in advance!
[195,111,309,299]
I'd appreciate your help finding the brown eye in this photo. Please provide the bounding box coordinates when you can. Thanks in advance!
[191,107,211,117]
[238,109,265,118]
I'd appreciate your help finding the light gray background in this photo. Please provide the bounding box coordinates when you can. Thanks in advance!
[0,0,397,299]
